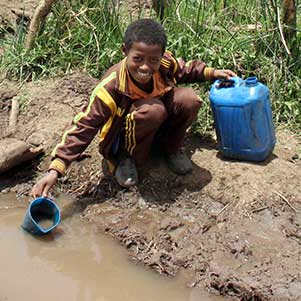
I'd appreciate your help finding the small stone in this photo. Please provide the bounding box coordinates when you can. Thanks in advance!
[27,133,45,146]
[292,154,299,160]
[138,197,146,208]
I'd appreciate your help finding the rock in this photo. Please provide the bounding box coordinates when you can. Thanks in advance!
[0,138,44,174]
[27,132,45,146]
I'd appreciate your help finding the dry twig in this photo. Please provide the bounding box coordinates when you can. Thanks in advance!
[275,190,299,212]
[7,96,19,136]
[251,206,269,213]
[11,9,32,19]
[276,6,291,56]
[217,202,231,216]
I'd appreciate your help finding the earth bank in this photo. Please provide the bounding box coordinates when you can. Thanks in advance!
[0,73,300,300]
[1,1,301,300]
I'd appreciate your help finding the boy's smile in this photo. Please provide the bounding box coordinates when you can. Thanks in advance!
[123,42,163,91]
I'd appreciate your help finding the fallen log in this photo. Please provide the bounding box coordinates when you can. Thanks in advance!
[0,138,44,174]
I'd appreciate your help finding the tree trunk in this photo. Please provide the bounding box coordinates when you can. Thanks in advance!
[25,0,56,51]
[282,0,296,41]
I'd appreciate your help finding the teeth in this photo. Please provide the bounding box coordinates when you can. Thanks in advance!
[138,72,150,77]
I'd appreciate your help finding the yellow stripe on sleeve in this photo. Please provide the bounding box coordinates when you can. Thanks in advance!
[51,125,77,158]
[125,113,131,152]
[49,158,67,175]
[165,50,178,74]
[204,67,215,81]
[95,86,117,116]
[129,112,136,155]
[119,58,127,92]
[97,87,117,142]
[160,58,170,68]
[51,72,117,158]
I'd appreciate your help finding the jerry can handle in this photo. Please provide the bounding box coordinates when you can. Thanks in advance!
[214,76,241,89]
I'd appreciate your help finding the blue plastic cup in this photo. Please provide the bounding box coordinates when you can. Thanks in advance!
[22,197,61,235]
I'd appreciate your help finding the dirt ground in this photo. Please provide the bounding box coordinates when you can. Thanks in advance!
[1,71,301,301]
[1,2,301,300]
[0,0,36,29]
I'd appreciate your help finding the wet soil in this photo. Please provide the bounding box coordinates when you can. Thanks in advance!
[1,72,300,301]
[1,2,301,299]
[1,194,225,301]
[0,0,37,35]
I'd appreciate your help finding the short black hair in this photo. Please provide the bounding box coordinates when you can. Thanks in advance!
[123,19,167,53]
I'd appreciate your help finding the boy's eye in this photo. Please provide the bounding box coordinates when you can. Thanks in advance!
[133,57,143,62]
[150,58,160,64]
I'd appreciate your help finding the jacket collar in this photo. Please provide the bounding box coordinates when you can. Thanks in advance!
[116,54,173,98]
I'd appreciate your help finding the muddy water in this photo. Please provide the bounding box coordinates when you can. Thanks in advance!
[0,194,225,301]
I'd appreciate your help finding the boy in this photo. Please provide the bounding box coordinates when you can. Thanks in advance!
[32,18,236,197]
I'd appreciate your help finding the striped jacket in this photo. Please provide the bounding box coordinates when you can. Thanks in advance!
[49,51,215,175]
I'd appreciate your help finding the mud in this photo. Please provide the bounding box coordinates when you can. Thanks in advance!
[1,2,301,298]
[2,194,226,301]
[1,71,300,300]
[0,0,37,33]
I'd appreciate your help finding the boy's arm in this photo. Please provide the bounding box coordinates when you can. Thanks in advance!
[31,81,117,197]
[175,57,214,84]
[165,51,235,84]
[49,93,112,176]
[31,95,109,198]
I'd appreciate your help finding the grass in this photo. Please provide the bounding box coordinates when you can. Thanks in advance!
[163,0,301,134]
[0,0,300,134]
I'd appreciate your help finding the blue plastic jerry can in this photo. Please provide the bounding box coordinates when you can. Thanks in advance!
[209,76,276,161]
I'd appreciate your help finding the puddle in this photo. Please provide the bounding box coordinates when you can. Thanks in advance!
[0,193,226,301]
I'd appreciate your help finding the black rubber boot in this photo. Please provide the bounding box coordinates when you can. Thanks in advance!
[165,149,193,175]
[115,157,138,188]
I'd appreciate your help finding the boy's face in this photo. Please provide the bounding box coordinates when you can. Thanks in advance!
[123,42,163,88]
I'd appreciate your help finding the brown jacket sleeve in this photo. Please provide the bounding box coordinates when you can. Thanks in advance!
[164,51,215,85]
[49,93,112,175]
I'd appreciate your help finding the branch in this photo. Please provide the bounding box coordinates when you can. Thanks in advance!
[25,0,56,51]
[276,6,291,56]
[11,8,32,19]
[275,190,299,213]
[7,96,19,137]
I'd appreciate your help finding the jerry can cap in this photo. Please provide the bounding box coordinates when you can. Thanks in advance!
[245,77,258,86]
[214,76,243,89]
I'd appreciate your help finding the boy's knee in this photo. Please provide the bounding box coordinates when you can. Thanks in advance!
[134,100,167,127]
[145,103,168,126]
[184,88,202,111]
[175,88,201,116]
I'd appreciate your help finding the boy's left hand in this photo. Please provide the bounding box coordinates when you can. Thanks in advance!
[213,69,237,80]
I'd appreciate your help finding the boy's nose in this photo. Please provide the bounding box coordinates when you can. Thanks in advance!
[140,63,151,72]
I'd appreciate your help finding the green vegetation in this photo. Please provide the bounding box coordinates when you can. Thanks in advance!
[0,0,300,133]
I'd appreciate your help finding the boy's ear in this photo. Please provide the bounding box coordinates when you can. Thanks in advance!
[121,44,127,56]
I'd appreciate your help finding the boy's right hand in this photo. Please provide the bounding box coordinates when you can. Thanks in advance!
[31,169,59,198]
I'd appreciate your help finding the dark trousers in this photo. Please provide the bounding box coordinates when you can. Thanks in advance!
[123,87,201,165]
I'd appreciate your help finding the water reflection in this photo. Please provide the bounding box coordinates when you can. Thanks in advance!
[0,194,225,301]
